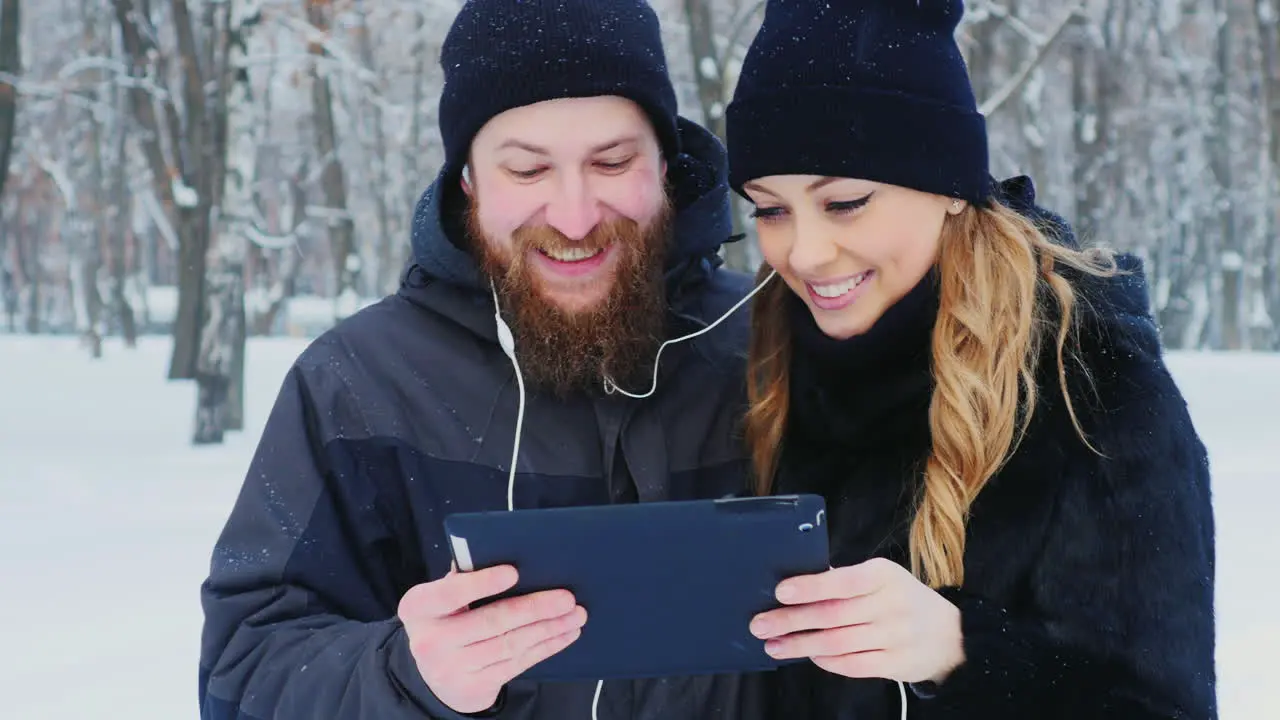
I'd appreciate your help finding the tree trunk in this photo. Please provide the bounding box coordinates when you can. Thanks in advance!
[112,0,209,377]
[1069,14,1110,246]
[171,215,208,376]
[1007,1,1050,186]
[0,0,19,203]
[170,0,218,377]
[193,260,244,443]
[1,264,14,332]
[1,0,22,331]
[109,112,138,346]
[15,190,39,333]
[1210,0,1240,348]
[354,0,394,295]
[682,0,753,271]
[401,7,427,277]
[79,251,105,357]
[80,0,108,358]
[1257,0,1280,348]
[960,7,1002,104]
[194,0,256,444]
[251,171,305,336]
[304,0,356,311]
[1150,7,1206,349]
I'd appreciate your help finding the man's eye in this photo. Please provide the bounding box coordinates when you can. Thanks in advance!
[508,167,545,180]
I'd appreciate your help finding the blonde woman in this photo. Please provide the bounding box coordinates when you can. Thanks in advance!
[725,1,1216,718]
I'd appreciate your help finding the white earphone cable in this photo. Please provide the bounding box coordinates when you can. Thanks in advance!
[603,269,777,398]
[490,280,524,513]
[492,280,603,717]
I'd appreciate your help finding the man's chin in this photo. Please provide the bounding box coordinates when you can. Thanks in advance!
[529,278,616,317]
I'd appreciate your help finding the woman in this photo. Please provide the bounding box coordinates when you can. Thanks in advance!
[724,1,1216,719]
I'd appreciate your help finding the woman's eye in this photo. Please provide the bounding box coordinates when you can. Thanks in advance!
[826,193,874,215]
[750,207,786,223]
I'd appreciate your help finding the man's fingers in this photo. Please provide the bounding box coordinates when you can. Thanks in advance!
[450,589,578,646]
[401,565,519,620]
[510,625,584,675]
[455,605,588,672]
[775,558,898,605]
[477,626,585,684]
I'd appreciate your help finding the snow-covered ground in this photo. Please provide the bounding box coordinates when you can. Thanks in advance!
[0,336,1275,719]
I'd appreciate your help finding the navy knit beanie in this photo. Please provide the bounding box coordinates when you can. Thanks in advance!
[726,0,990,204]
[438,0,680,185]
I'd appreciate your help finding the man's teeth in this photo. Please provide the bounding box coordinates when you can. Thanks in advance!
[811,272,870,298]
[542,247,604,262]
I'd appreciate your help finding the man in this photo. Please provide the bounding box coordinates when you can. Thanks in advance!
[197,1,762,718]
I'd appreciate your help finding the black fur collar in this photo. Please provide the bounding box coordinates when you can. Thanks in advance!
[785,273,939,454]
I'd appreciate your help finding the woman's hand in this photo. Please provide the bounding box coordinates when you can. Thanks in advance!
[750,557,965,684]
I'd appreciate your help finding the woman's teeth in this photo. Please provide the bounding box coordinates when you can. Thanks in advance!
[811,271,871,298]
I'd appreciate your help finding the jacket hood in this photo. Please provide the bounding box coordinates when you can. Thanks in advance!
[404,116,736,298]
[992,175,1159,353]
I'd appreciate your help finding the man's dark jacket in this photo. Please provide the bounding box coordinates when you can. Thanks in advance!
[198,118,764,720]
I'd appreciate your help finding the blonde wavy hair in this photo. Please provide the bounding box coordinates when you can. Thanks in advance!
[744,200,1118,588]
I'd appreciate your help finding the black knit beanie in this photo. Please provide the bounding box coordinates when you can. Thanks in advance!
[726,0,990,204]
[437,0,681,186]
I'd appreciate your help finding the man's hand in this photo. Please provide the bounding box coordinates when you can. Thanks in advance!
[398,565,587,713]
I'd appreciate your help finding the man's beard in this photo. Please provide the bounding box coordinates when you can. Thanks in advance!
[467,200,673,397]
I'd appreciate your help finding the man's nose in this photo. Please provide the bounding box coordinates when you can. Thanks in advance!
[543,172,602,240]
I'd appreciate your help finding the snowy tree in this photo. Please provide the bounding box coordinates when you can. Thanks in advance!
[193,0,262,444]
[112,0,223,377]
[0,0,18,204]
[1,0,1276,362]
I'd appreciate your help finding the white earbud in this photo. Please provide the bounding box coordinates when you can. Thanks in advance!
[495,314,516,360]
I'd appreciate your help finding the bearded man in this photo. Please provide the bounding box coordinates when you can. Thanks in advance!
[197,1,761,719]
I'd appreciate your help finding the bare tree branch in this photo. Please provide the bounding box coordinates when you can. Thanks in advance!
[717,0,765,68]
[980,5,1085,117]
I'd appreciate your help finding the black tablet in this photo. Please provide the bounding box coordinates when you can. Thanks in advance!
[442,494,829,682]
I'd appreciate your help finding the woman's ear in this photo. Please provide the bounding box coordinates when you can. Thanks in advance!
[946,198,967,215]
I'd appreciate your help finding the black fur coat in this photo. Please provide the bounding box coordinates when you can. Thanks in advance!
[770,177,1217,720]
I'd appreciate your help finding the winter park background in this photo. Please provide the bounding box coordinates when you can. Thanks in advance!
[1,0,1278,718]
